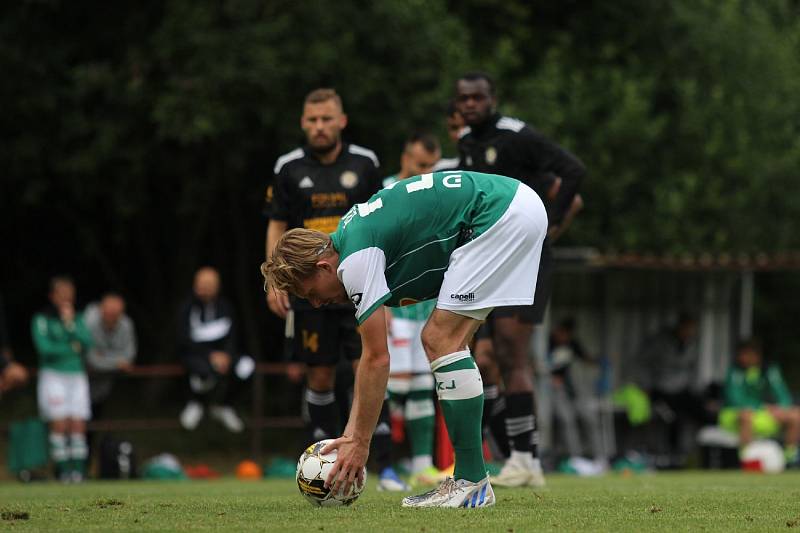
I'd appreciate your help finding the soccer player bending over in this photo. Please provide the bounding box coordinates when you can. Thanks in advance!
[261,170,547,508]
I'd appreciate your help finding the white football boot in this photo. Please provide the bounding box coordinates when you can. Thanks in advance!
[179,401,204,430]
[210,405,245,433]
[377,467,411,492]
[402,476,495,508]
[491,452,546,488]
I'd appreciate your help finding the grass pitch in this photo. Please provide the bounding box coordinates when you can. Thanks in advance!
[1,471,799,532]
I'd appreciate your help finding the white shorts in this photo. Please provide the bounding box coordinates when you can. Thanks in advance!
[436,182,547,320]
[387,317,430,374]
[37,370,91,421]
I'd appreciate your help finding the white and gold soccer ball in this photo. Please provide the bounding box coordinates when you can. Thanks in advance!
[296,439,367,507]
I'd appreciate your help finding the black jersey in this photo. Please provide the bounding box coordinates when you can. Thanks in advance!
[458,114,585,226]
[265,142,382,234]
[265,142,381,311]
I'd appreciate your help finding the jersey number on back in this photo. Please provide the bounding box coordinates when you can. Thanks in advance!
[343,172,462,228]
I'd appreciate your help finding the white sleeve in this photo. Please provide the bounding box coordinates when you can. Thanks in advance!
[337,247,391,324]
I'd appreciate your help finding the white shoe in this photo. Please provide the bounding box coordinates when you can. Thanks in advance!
[210,405,244,433]
[402,476,495,508]
[180,401,204,430]
[491,453,546,488]
[528,460,546,488]
[377,467,411,492]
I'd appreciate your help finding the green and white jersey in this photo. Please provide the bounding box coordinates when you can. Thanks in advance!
[382,173,438,322]
[331,170,520,324]
[390,298,436,322]
[382,174,399,188]
[31,308,92,373]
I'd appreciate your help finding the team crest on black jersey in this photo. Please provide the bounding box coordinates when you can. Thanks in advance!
[340,171,359,189]
[485,146,497,165]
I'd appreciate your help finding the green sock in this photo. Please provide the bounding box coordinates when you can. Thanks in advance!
[70,433,88,476]
[785,445,798,463]
[387,377,410,418]
[432,350,486,482]
[49,433,70,476]
[406,374,436,461]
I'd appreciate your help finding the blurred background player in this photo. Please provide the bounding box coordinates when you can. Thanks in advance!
[548,317,607,473]
[431,101,465,172]
[31,276,93,482]
[456,71,586,487]
[384,132,444,486]
[177,267,254,433]
[84,293,137,424]
[719,339,800,466]
[264,88,404,490]
[635,312,716,467]
[0,292,28,394]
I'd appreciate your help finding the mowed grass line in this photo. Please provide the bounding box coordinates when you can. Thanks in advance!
[1,472,799,532]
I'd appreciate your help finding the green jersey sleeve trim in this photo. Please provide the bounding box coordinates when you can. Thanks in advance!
[356,293,392,325]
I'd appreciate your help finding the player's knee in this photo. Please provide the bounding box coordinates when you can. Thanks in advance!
[306,365,335,391]
[420,326,442,360]
[50,419,68,433]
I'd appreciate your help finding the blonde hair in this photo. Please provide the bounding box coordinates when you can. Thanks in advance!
[304,88,343,110]
[261,228,332,294]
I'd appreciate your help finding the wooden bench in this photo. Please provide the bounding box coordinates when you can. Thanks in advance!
[14,362,306,457]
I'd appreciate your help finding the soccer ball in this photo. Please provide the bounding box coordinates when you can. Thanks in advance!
[741,440,786,474]
[296,439,367,507]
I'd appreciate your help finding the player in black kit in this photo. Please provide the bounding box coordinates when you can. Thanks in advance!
[456,72,586,487]
[264,88,408,491]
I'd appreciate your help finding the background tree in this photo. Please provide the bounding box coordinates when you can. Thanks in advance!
[1,0,798,377]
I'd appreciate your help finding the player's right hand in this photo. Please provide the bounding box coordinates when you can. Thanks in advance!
[285,362,305,384]
[58,303,75,324]
[209,351,231,374]
[267,287,291,319]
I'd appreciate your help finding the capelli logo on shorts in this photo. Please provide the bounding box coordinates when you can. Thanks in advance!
[450,293,475,302]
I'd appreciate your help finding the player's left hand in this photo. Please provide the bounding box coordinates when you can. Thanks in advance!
[210,351,231,374]
[0,362,29,392]
[321,434,369,496]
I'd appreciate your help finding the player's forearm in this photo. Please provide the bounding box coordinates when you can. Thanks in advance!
[344,351,390,443]
[532,136,584,225]
[86,349,117,370]
[550,155,585,225]
[266,220,288,258]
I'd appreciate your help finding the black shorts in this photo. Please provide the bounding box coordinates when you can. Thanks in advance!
[291,308,361,366]
[491,238,553,325]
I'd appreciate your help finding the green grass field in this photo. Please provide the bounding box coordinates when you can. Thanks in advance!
[1,472,799,532]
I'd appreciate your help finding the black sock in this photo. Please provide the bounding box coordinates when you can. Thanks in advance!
[530,392,539,459]
[483,385,510,458]
[371,397,392,472]
[482,385,498,430]
[505,392,535,455]
[305,388,338,442]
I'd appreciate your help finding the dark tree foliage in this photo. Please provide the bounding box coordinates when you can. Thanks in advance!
[2,0,799,363]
